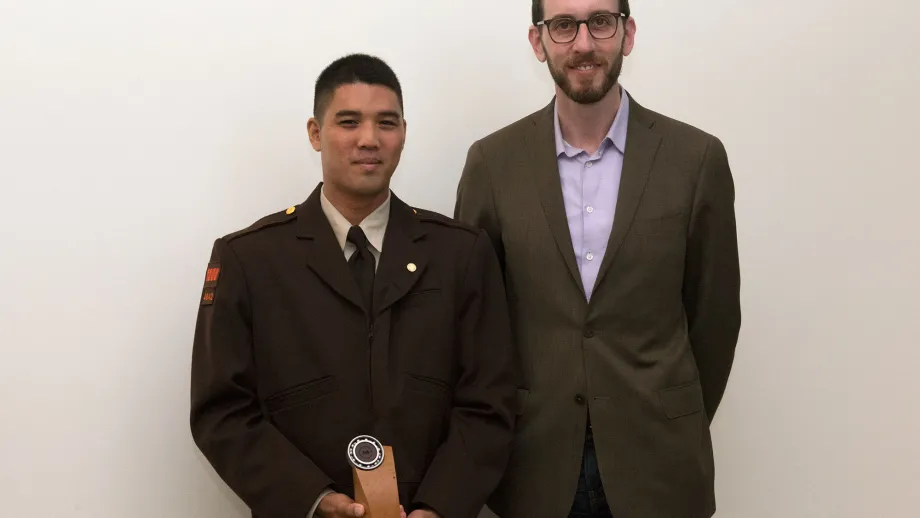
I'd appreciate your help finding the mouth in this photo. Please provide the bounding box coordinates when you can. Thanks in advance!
[570,63,601,73]
[353,158,383,171]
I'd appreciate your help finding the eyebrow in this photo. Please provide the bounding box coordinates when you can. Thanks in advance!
[334,110,402,119]
[549,10,615,18]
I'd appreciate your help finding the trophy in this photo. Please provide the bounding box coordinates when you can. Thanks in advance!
[347,435,400,518]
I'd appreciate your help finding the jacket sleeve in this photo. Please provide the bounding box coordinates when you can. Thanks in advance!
[682,136,742,422]
[411,230,517,518]
[190,238,334,518]
[454,141,504,270]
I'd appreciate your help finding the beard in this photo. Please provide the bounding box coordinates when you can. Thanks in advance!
[545,45,624,105]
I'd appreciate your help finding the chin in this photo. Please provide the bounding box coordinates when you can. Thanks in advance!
[348,179,389,198]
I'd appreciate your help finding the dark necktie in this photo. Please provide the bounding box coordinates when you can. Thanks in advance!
[346,225,375,312]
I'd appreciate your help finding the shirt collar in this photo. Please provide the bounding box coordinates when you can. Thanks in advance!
[319,186,391,253]
[554,86,630,158]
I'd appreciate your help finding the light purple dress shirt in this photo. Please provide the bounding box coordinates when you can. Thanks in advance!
[554,90,630,301]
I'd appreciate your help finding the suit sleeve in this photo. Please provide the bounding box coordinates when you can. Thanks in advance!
[190,238,334,518]
[412,230,517,518]
[683,137,742,422]
[454,141,504,269]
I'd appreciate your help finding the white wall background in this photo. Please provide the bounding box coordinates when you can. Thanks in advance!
[2,0,918,516]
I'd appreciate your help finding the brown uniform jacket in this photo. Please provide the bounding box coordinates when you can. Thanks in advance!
[190,183,516,518]
[454,94,741,518]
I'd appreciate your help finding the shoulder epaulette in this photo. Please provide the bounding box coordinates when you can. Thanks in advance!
[412,207,479,235]
[223,205,299,243]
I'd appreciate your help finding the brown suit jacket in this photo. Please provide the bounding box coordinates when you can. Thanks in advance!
[454,94,741,518]
[190,184,516,518]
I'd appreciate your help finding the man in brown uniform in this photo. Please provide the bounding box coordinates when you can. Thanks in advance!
[190,54,516,518]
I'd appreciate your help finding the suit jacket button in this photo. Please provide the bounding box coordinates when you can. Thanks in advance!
[583,329,595,338]
[575,394,586,405]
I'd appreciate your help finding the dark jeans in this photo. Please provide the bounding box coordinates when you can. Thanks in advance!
[568,425,613,518]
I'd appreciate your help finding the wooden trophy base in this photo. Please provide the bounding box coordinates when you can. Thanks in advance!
[352,445,400,518]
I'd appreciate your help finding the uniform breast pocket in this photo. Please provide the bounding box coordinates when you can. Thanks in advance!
[397,288,441,310]
[393,288,451,369]
[393,288,444,338]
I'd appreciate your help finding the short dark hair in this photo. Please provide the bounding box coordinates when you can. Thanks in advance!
[532,0,631,25]
[313,53,404,121]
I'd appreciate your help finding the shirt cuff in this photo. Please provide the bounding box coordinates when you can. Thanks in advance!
[306,488,335,518]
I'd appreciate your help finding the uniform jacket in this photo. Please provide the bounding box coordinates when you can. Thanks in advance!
[454,94,742,518]
[190,183,517,518]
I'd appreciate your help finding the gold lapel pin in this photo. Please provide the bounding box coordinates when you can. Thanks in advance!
[285,206,296,215]
[407,263,417,273]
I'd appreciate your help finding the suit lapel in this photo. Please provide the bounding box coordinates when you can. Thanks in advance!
[529,100,585,295]
[372,195,427,317]
[592,97,662,295]
[295,184,365,311]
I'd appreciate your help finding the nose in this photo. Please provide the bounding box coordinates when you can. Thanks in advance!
[356,121,380,149]
[571,21,595,53]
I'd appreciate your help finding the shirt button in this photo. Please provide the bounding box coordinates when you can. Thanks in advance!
[586,206,595,214]
[586,162,594,168]
[586,252,594,261]
[575,394,586,405]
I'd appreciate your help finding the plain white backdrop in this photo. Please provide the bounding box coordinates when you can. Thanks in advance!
[1,0,918,516]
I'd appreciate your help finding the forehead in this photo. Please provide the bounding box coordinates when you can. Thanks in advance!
[325,83,401,115]
[543,0,618,17]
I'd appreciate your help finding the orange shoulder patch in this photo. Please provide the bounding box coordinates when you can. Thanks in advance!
[200,262,220,306]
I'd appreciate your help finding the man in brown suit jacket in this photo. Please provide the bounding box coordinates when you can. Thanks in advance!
[191,54,516,518]
[454,1,741,517]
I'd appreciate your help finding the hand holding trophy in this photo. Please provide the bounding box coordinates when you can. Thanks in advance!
[347,435,401,518]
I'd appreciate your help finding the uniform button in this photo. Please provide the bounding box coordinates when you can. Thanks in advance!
[575,394,586,404]
[583,329,594,338]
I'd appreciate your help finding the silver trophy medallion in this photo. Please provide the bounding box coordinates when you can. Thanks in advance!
[347,435,385,471]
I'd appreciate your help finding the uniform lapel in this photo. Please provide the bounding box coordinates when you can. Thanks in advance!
[592,96,662,295]
[529,100,585,296]
[372,194,428,317]
[295,184,365,311]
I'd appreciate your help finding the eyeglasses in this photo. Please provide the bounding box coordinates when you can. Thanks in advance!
[536,12,628,44]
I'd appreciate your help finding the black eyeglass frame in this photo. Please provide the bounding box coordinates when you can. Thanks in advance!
[535,12,629,44]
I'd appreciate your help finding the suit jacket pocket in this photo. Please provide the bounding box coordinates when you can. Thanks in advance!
[264,376,338,413]
[659,380,703,419]
[632,212,687,235]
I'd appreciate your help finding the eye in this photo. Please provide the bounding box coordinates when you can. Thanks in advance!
[552,19,575,31]
[339,120,358,127]
[379,120,398,127]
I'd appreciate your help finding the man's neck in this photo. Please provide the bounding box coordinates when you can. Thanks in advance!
[322,184,388,226]
[556,84,622,155]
